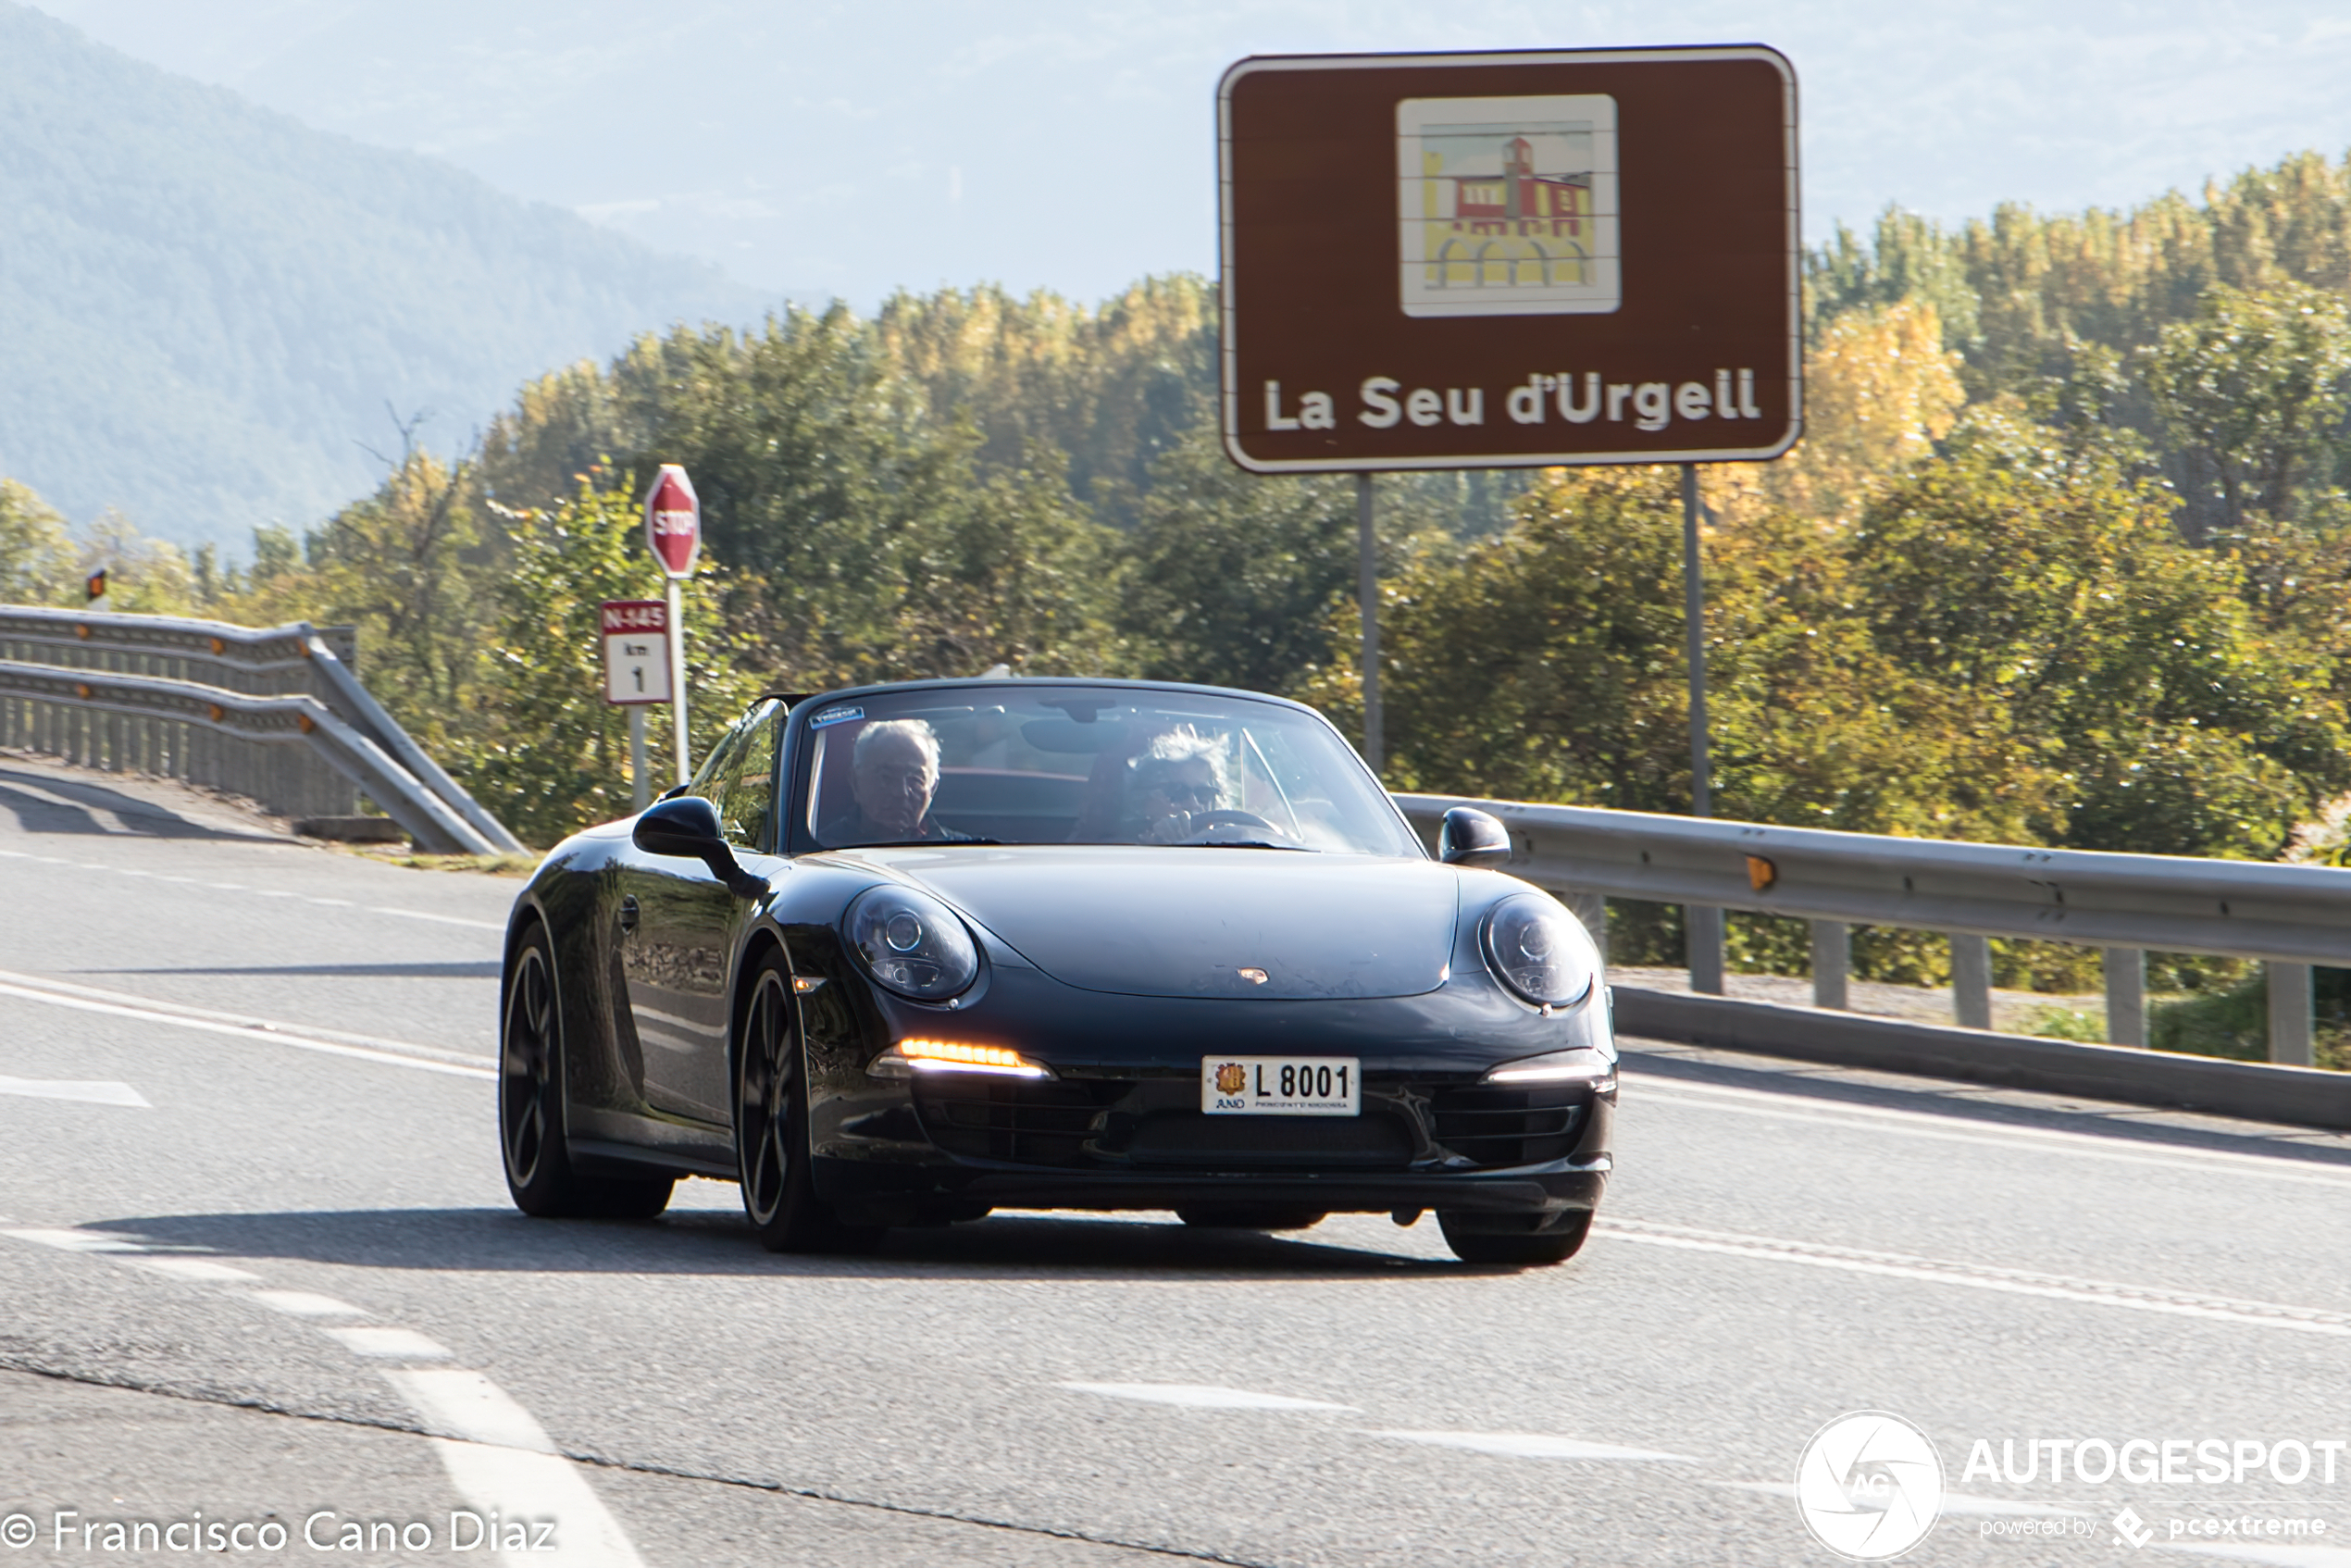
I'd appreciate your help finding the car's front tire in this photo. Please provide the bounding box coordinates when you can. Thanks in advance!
[500,922,673,1220]
[735,952,884,1254]
[1437,1207,1594,1266]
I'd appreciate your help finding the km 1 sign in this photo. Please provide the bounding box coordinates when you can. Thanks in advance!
[599,600,672,706]
[1217,46,1798,471]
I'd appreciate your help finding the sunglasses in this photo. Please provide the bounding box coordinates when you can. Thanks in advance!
[1150,780,1219,805]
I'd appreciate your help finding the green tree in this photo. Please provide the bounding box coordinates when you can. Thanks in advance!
[2141,281,2351,535]
[0,478,74,604]
[459,475,762,847]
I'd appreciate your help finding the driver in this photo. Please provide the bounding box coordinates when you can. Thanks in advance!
[820,718,969,844]
[1129,734,1229,844]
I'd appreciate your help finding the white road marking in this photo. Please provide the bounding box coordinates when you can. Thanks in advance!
[389,1369,647,1567]
[4,1226,145,1251]
[1369,1430,1693,1462]
[0,847,509,929]
[0,1075,147,1107]
[249,1289,365,1317]
[0,968,489,1064]
[1631,1077,2351,1188]
[1060,1382,1355,1411]
[1715,1480,2087,1517]
[325,1325,453,1359]
[135,1257,262,1283]
[371,906,506,932]
[1598,1218,2351,1336]
[0,977,494,1081]
[2158,1544,2351,1567]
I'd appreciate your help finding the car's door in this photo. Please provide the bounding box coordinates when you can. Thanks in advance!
[620,700,783,1125]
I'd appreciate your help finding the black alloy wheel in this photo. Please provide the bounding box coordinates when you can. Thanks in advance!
[1176,1206,1327,1232]
[1437,1206,1595,1266]
[500,923,673,1220]
[735,953,883,1253]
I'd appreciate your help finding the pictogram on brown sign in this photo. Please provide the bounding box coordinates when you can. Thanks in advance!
[1218,46,1799,472]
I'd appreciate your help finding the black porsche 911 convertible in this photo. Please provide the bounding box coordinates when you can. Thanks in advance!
[497,678,1615,1265]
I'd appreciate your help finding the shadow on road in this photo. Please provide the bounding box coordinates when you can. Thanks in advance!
[83,1207,1486,1281]
[0,765,288,843]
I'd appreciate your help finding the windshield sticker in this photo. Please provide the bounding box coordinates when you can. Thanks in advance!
[810,705,865,728]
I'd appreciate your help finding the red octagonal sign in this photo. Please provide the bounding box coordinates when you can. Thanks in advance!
[643,464,701,579]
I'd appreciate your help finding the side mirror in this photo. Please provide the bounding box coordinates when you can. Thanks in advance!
[1438,805,1511,867]
[633,796,763,895]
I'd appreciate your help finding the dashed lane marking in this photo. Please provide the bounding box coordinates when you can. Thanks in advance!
[3,1226,146,1251]
[136,1257,262,1283]
[1367,1430,1694,1462]
[1631,1076,2351,1188]
[0,1223,649,1567]
[1060,1383,1356,1412]
[0,1075,148,1107]
[0,974,494,1080]
[249,1289,367,1318]
[324,1326,454,1360]
[389,1369,648,1567]
[1598,1218,2351,1336]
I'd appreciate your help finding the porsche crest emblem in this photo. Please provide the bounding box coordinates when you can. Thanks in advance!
[1214,1062,1248,1095]
[1238,967,1270,985]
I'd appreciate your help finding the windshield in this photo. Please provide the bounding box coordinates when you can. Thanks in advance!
[797,685,1418,856]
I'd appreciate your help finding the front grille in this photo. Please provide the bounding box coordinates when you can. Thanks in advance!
[911,1077,1122,1167]
[1427,1083,1585,1168]
[1125,1110,1412,1169]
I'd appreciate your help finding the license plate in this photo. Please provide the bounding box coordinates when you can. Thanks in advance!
[1200,1056,1361,1116]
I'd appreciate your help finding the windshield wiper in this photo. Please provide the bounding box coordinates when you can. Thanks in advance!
[1182,840,1314,852]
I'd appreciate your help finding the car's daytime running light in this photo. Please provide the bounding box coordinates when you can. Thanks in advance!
[1481,1048,1616,1091]
[870,1039,1050,1079]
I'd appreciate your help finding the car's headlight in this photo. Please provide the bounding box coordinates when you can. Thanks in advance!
[847,886,980,1002]
[1481,894,1600,1009]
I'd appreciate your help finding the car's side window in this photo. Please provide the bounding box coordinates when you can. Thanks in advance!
[720,702,783,851]
[687,714,752,840]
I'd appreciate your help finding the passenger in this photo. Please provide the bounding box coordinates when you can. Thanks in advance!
[820,719,969,844]
[1129,733,1228,844]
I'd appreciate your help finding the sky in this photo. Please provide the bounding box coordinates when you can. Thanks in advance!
[24,0,2351,310]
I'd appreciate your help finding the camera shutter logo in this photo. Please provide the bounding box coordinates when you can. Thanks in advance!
[1795,1411,1946,1560]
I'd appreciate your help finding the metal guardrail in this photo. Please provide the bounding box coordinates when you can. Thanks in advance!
[1395,793,2349,1076]
[0,606,522,855]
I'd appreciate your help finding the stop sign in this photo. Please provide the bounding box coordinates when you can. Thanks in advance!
[643,464,701,579]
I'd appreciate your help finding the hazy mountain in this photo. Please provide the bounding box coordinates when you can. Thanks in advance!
[0,2,766,548]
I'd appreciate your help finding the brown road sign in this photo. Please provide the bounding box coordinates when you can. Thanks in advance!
[1218,47,1799,472]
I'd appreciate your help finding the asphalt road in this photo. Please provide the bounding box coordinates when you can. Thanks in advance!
[4,754,2349,1567]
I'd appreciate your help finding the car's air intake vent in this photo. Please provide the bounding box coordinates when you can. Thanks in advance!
[1124,1111,1413,1169]
[1427,1084,1585,1168]
[911,1077,1119,1167]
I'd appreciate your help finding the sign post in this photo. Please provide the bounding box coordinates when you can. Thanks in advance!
[600,599,672,812]
[1217,45,1798,989]
[642,465,702,786]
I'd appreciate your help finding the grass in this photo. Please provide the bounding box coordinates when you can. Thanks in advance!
[332,845,541,877]
[2149,977,2351,1072]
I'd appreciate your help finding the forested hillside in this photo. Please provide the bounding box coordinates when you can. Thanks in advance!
[10,144,2351,1031]
[0,2,762,545]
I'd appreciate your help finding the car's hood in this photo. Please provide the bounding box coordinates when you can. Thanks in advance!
[839,846,1459,1000]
